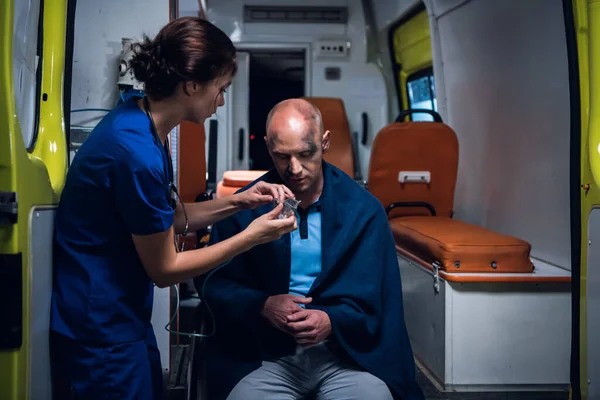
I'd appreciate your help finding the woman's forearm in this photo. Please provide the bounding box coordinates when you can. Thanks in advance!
[154,229,254,287]
[174,195,242,234]
[134,202,290,288]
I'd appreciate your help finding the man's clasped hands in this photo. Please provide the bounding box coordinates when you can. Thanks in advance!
[261,294,332,348]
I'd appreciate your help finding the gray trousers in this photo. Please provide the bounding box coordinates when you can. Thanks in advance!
[226,342,393,400]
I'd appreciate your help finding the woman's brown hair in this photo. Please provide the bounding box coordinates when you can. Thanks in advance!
[129,17,237,100]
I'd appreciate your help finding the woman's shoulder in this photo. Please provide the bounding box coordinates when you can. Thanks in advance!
[88,99,156,154]
[103,98,152,139]
[68,107,161,188]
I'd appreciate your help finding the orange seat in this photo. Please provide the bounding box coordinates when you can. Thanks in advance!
[390,217,533,273]
[177,121,209,251]
[301,97,355,179]
[369,118,458,218]
[368,110,533,273]
[179,121,207,202]
[215,170,267,199]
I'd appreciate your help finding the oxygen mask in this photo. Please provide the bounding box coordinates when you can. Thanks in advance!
[274,198,301,219]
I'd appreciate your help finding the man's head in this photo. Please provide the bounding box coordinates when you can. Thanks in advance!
[265,99,330,195]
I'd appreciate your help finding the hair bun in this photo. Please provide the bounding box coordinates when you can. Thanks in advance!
[127,17,237,100]
[129,36,177,86]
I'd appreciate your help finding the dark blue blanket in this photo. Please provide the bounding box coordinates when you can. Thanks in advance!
[194,162,424,400]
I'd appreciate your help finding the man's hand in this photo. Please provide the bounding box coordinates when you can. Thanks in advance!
[286,309,332,347]
[234,182,295,210]
[261,294,312,333]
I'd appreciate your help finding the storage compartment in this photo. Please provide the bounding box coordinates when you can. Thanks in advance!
[398,254,571,391]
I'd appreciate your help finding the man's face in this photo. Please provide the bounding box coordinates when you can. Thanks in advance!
[266,111,329,194]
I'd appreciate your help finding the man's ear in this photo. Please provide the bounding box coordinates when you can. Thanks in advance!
[322,130,331,154]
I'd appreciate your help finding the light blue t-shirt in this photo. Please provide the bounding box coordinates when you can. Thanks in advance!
[289,200,322,300]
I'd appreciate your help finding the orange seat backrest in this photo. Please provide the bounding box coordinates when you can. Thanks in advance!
[368,121,459,218]
[301,97,354,178]
[178,121,206,203]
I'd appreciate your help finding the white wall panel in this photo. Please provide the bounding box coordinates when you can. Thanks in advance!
[201,0,388,180]
[70,0,171,375]
[587,209,600,398]
[29,208,56,399]
[70,0,169,127]
[372,0,418,33]
[430,0,571,269]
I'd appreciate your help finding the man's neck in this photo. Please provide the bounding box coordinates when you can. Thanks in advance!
[296,172,324,209]
[139,97,184,144]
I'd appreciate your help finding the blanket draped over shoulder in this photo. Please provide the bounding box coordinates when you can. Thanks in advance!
[194,162,424,400]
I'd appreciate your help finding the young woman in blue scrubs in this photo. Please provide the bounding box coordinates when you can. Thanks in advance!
[50,17,297,399]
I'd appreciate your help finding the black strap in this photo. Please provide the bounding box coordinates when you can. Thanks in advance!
[142,96,177,208]
[395,109,443,123]
[298,202,321,240]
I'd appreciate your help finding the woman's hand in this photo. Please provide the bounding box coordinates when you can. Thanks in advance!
[234,182,295,210]
[244,203,297,246]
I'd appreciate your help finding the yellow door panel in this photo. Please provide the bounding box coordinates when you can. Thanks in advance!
[389,4,433,112]
[0,0,69,397]
[573,0,589,396]
[574,0,600,399]
[393,10,432,75]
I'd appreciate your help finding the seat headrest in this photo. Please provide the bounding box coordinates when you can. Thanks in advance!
[368,121,459,218]
[301,97,354,178]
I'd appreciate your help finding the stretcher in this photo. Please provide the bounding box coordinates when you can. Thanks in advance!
[367,110,570,391]
[368,109,534,274]
[215,170,267,198]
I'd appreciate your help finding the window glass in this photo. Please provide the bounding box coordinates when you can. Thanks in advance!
[407,72,437,121]
[13,0,42,151]
[388,3,431,113]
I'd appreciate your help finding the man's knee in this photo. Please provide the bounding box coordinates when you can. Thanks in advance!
[317,370,393,400]
[358,373,393,400]
[226,361,304,400]
[226,378,266,400]
[227,377,294,400]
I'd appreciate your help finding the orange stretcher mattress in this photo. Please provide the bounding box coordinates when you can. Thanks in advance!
[222,170,267,187]
[216,170,267,199]
[390,216,534,273]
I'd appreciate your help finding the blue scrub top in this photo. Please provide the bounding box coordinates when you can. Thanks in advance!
[51,97,174,345]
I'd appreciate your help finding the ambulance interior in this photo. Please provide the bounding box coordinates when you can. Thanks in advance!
[3,0,599,399]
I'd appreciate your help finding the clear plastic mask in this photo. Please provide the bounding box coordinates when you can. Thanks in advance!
[276,198,301,219]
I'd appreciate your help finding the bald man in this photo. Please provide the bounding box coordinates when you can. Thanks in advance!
[194,99,424,400]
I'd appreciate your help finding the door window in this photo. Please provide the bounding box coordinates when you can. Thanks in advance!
[13,0,43,151]
[407,68,437,121]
